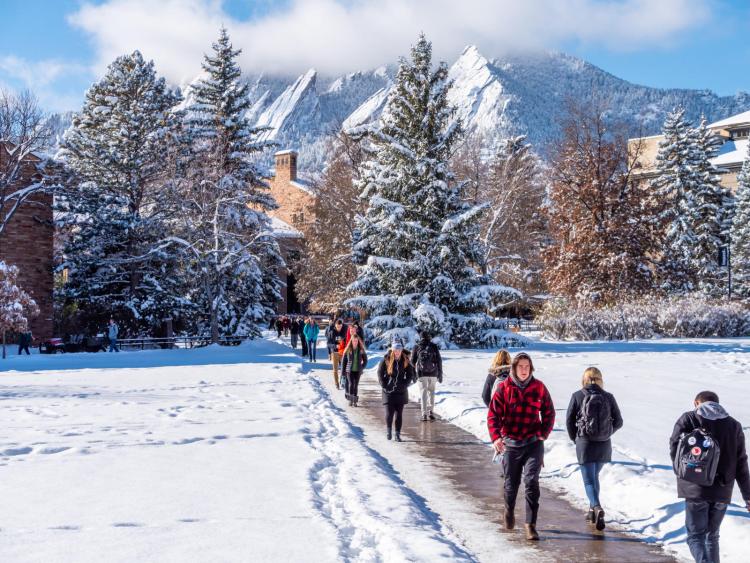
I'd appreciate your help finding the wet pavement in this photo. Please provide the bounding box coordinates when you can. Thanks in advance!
[337,368,678,563]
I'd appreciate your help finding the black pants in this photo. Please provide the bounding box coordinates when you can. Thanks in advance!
[502,440,544,525]
[300,335,308,356]
[18,344,30,355]
[346,371,361,400]
[386,403,405,433]
[686,500,728,563]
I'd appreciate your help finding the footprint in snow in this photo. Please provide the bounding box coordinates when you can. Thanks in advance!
[2,446,32,456]
[39,446,71,455]
[172,437,204,445]
[112,522,144,528]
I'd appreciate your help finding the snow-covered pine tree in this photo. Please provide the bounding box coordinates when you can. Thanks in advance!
[58,51,186,333]
[0,260,39,359]
[692,117,729,296]
[173,27,282,342]
[348,34,519,349]
[650,107,700,293]
[731,143,750,302]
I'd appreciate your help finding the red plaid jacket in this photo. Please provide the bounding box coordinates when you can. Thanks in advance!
[487,376,555,443]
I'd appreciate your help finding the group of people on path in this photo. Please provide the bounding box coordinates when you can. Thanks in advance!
[274,315,321,362]
[486,350,750,561]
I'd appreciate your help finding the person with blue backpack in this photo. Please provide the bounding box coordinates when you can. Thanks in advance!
[670,391,750,563]
[565,367,623,531]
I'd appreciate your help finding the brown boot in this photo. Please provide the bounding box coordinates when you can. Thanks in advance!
[524,523,539,541]
[503,507,515,530]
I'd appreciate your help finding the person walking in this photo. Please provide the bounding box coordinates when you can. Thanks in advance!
[107,319,120,352]
[565,367,623,531]
[411,331,443,422]
[341,332,367,406]
[488,352,555,541]
[275,317,283,338]
[303,318,320,362]
[669,391,750,563]
[298,317,308,357]
[282,316,290,337]
[290,316,300,350]
[482,349,511,407]
[377,338,416,442]
[17,329,32,355]
[326,318,347,390]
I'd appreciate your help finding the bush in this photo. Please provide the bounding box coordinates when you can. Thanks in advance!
[538,295,750,340]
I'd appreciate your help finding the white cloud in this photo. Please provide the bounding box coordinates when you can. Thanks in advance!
[68,0,711,83]
[0,56,91,112]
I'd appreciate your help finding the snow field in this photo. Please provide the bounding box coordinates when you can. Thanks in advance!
[0,339,472,562]
[423,338,750,563]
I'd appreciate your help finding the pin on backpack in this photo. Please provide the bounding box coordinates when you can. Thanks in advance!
[674,427,721,486]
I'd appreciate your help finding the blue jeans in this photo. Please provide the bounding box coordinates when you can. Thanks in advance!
[108,338,119,352]
[685,500,727,563]
[580,462,604,507]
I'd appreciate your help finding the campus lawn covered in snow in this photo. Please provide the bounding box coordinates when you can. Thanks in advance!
[0,339,474,563]
[427,336,750,562]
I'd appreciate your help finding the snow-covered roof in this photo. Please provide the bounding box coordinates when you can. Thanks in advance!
[269,216,303,239]
[712,138,749,167]
[708,110,750,130]
[275,149,297,156]
[290,179,315,196]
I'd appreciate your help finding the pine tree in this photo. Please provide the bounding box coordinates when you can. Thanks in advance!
[172,28,282,341]
[0,260,39,359]
[650,107,700,293]
[59,51,185,333]
[731,144,750,302]
[348,34,518,349]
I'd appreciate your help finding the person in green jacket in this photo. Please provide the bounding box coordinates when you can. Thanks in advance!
[303,318,320,362]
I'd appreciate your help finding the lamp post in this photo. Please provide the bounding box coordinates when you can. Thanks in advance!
[719,245,732,300]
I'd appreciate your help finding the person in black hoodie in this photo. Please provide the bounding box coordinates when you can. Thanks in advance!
[482,349,512,407]
[377,338,416,442]
[411,331,443,422]
[298,317,308,357]
[341,332,367,407]
[670,391,750,563]
[290,316,300,349]
[565,367,623,531]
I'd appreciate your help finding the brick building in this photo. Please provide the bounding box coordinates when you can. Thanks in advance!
[0,143,54,341]
[266,150,316,314]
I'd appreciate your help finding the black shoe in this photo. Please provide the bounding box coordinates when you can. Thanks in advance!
[395,433,402,442]
[429,413,436,421]
[387,430,392,440]
[348,399,353,407]
[594,506,605,531]
[524,524,539,541]
[587,508,595,523]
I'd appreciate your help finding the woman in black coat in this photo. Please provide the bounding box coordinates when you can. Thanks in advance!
[481,349,511,407]
[341,332,367,407]
[565,367,623,531]
[377,338,416,442]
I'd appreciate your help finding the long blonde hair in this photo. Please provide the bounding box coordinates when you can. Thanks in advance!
[491,349,512,370]
[582,366,604,388]
[342,333,365,356]
[386,350,410,376]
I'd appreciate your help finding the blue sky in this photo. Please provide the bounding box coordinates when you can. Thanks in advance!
[1,0,748,112]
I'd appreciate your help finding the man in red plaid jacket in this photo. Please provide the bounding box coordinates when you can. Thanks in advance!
[487,352,555,541]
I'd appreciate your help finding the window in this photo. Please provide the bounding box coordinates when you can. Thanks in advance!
[731,128,749,139]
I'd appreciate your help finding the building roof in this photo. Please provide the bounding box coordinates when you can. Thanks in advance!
[708,110,750,130]
[274,149,298,156]
[712,138,749,168]
[269,216,303,239]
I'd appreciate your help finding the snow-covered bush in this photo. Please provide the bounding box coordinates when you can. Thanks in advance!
[539,295,749,340]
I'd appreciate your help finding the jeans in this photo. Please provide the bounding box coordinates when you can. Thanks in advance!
[685,500,728,563]
[580,462,604,507]
[419,376,437,416]
[502,440,544,525]
[330,352,340,388]
[308,339,316,361]
[386,403,405,433]
[290,333,298,349]
[18,344,30,355]
[108,338,119,352]
[346,370,361,400]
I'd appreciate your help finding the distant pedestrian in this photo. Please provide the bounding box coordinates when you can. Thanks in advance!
[488,352,555,541]
[290,316,300,349]
[17,329,32,355]
[482,349,511,407]
[303,318,320,362]
[107,319,120,352]
[565,367,623,531]
[275,318,283,338]
[326,318,347,389]
[669,391,750,563]
[377,338,416,442]
[298,317,308,357]
[341,332,367,407]
[282,316,290,337]
[411,331,443,422]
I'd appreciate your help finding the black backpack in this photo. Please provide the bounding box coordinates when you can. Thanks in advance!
[674,427,720,487]
[416,344,439,377]
[576,390,613,441]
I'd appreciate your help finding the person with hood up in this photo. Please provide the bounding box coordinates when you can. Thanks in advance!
[482,349,512,407]
[377,338,416,442]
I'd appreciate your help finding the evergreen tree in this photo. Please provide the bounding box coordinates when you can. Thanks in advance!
[731,144,750,302]
[650,107,700,293]
[59,51,185,333]
[172,28,282,341]
[348,35,518,349]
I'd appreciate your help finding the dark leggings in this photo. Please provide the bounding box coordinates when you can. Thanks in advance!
[386,403,405,433]
[347,371,361,398]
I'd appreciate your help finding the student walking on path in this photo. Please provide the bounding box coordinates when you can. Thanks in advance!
[565,367,623,531]
[290,316,300,349]
[326,318,347,389]
[669,391,750,563]
[341,332,367,407]
[411,331,443,421]
[482,349,511,407]
[487,352,555,541]
[303,318,320,362]
[298,317,308,357]
[108,319,120,352]
[17,330,32,355]
[377,338,416,442]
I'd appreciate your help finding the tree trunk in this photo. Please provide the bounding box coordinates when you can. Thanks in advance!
[210,307,219,344]
[2,330,5,360]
